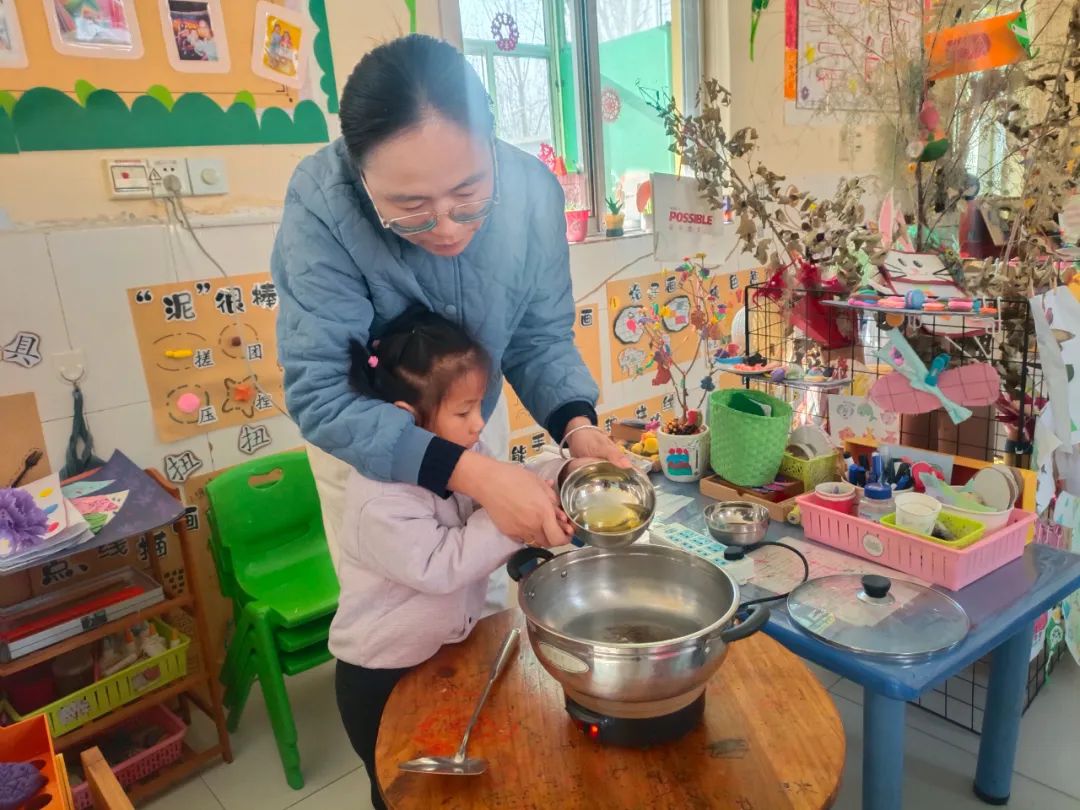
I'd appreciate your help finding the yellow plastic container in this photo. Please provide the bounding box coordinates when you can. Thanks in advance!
[881,511,986,550]
[779,450,839,491]
[13,619,190,738]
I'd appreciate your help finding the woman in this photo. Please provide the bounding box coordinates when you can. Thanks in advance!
[271,34,626,566]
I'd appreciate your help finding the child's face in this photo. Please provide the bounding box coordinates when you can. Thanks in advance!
[426,366,487,448]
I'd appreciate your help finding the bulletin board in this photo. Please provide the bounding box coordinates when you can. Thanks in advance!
[785,0,920,109]
[0,0,337,153]
[607,269,751,383]
[126,272,285,443]
[505,302,604,434]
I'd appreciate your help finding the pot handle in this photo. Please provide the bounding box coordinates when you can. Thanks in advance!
[506,547,555,582]
[718,604,770,643]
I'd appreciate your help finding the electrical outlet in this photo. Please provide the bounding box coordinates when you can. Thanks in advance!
[105,159,151,199]
[187,158,228,196]
[148,158,192,197]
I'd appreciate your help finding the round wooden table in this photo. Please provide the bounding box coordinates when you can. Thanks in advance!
[376,609,845,809]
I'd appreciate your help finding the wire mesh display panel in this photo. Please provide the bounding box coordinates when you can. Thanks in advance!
[740,285,1060,732]
[741,286,1044,466]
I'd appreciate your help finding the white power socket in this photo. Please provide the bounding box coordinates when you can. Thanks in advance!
[148,158,192,197]
[105,157,227,199]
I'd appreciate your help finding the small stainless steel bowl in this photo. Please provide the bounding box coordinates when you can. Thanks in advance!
[560,461,656,549]
[704,501,771,547]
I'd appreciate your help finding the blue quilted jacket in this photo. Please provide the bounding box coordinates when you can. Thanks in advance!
[271,138,599,491]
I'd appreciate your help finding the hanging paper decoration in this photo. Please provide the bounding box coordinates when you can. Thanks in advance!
[601,87,621,123]
[750,0,770,61]
[490,12,519,52]
[927,12,1028,80]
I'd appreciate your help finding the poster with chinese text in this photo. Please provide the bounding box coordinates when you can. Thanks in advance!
[127,272,284,442]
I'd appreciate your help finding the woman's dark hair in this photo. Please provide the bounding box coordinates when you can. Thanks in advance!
[339,34,494,167]
[349,307,489,426]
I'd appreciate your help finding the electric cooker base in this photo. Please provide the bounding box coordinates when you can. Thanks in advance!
[565,694,706,748]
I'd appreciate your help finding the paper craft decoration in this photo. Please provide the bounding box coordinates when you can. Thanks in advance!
[793,0,920,111]
[827,394,899,445]
[158,0,230,73]
[251,0,307,89]
[606,269,749,383]
[0,474,93,572]
[927,12,1028,80]
[0,0,28,68]
[127,272,285,442]
[43,0,145,59]
[1030,286,1080,445]
[870,330,997,425]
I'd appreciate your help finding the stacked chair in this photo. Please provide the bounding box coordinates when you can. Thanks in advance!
[207,450,339,789]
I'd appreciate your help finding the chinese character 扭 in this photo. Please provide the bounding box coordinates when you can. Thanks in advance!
[237,424,272,455]
[163,450,203,483]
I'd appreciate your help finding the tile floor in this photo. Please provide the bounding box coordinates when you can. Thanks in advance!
[147,656,1080,810]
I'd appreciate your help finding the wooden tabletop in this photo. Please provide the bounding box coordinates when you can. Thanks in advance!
[376,609,845,810]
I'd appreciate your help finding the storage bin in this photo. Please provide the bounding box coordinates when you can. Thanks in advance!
[70,705,186,810]
[797,494,1037,589]
[9,619,190,738]
[710,389,792,486]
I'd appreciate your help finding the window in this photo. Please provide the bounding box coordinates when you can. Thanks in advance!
[454,0,701,234]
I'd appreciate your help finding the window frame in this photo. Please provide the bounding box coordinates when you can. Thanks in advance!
[449,0,703,237]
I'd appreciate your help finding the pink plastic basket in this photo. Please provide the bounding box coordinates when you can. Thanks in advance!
[797,494,1037,590]
[70,705,186,810]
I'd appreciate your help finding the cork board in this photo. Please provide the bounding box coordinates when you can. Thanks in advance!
[127,272,285,443]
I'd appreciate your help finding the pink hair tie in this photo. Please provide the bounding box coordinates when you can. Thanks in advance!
[368,356,379,368]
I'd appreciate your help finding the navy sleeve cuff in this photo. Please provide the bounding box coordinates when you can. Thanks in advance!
[418,436,467,497]
[547,401,598,443]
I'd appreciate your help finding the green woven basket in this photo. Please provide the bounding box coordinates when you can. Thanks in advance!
[710,388,793,487]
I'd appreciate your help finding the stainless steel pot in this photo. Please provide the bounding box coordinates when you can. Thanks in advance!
[507,544,768,706]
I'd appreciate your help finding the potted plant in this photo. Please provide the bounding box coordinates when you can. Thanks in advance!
[629,254,735,482]
[604,196,625,237]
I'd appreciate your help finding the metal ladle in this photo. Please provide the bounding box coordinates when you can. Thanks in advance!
[398,627,520,776]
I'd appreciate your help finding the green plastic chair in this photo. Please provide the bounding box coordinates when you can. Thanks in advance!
[206,451,339,790]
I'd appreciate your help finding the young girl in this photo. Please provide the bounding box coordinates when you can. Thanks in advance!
[330,307,577,810]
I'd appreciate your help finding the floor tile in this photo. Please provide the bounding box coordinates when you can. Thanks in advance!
[198,660,358,810]
[1012,658,1080,800]
[830,677,863,704]
[286,767,375,810]
[802,659,842,690]
[141,774,225,810]
[830,693,1080,810]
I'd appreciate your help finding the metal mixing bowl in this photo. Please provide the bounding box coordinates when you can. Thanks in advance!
[703,501,771,547]
[560,461,655,548]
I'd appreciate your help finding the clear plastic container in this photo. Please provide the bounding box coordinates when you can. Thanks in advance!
[857,483,894,523]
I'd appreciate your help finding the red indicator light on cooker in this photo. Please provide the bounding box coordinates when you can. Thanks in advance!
[588,724,600,739]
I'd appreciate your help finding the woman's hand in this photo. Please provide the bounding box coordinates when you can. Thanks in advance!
[564,417,632,468]
[450,452,573,548]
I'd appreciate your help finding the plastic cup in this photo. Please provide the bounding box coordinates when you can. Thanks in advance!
[814,481,858,515]
[894,492,942,536]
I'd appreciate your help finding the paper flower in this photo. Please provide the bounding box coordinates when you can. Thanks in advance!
[0,488,49,558]
[700,376,716,392]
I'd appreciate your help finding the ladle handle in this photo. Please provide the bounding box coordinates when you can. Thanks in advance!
[456,627,520,760]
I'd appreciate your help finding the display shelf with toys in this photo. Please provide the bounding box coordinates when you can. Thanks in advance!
[0,468,232,807]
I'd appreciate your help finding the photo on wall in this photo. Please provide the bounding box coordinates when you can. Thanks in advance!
[158,0,229,73]
[0,0,28,67]
[43,0,145,59]
[250,0,306,88]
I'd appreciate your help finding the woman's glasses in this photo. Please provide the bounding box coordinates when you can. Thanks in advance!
[362,143,500,236]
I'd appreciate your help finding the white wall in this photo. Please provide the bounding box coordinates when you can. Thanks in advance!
[1,221,750,475]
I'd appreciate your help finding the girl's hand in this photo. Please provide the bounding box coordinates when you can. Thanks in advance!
[565,418,632,468]
[451,453,573,548]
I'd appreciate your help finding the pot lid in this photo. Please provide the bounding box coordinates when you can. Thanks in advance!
[786,574,970,659]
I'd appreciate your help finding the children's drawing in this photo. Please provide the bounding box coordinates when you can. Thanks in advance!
[827,394,898,445]
[69,491,128,534]
[128,273,284,442]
